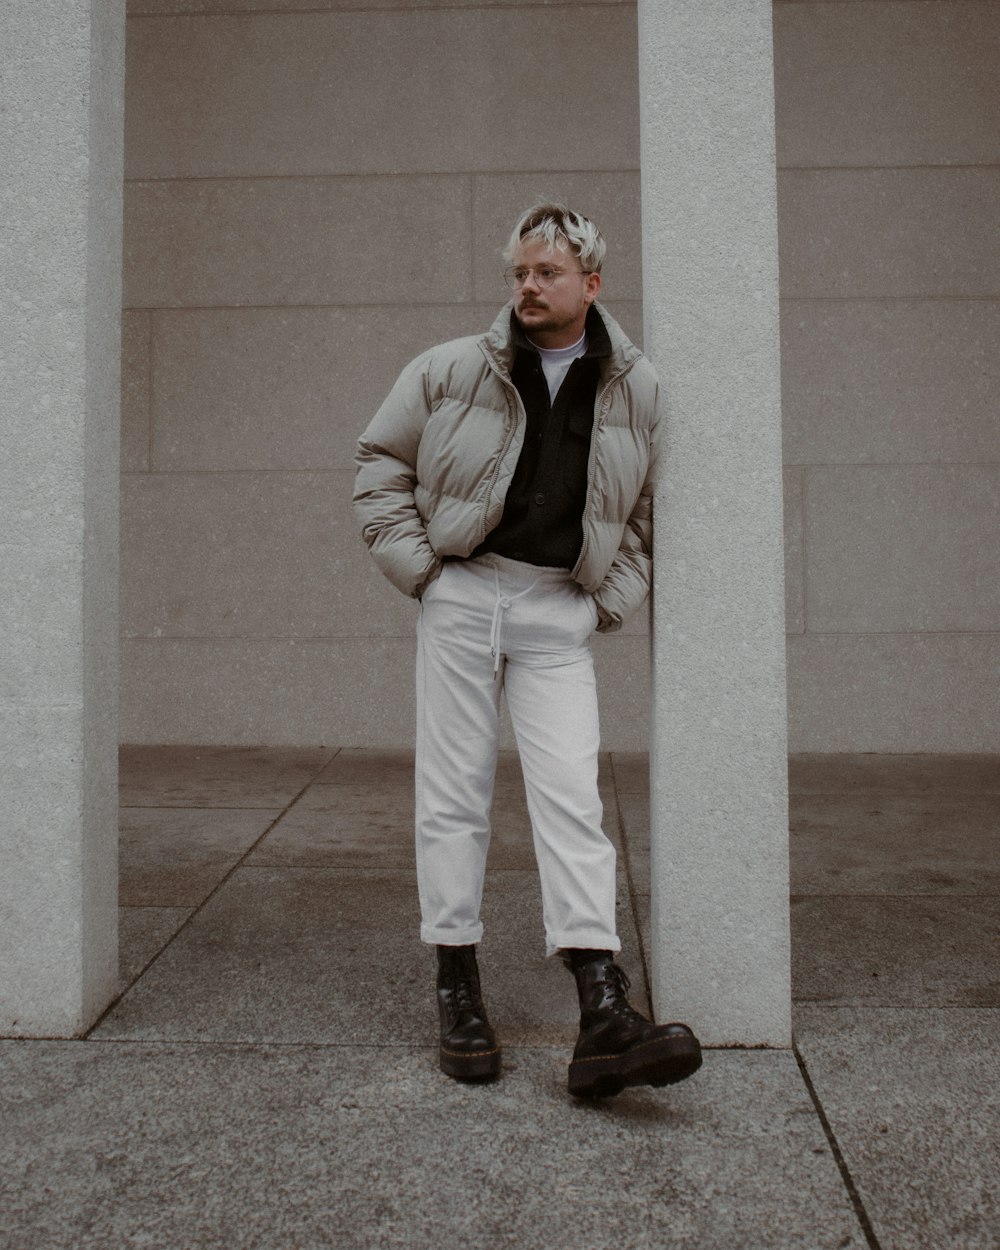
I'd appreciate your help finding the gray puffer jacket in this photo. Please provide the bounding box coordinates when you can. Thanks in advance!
[353,301,661,632]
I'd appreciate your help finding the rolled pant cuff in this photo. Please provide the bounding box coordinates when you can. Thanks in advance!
[421,922,484,947]
[546,931,621,959]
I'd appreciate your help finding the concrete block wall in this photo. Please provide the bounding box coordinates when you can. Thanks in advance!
[775,0,1000,750]
[120,0,652,748]
[120,0,999,750]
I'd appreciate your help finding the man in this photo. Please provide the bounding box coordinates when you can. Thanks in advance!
[354,203,701,1098]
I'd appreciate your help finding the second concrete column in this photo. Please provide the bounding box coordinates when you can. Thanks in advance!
[638,0,791,1046]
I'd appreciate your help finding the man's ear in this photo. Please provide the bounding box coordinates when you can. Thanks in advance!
[585,270,602,305]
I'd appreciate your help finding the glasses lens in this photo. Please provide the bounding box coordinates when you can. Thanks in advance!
[505,267,564,290]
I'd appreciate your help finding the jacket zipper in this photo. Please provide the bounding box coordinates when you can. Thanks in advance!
[479,347,527,543]
[573,356,640,576]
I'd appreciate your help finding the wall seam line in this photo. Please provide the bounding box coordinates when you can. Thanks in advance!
[124,168,641,186]
[127,2,633,17]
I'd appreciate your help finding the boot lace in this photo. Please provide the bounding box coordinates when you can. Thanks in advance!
[453,978,478,1014]
[602,963,645,1021]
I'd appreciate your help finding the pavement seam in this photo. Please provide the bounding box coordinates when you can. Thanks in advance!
[73,1038,571,1051]
[793,1043,884,1250]
[792,892,1000,899]
[608,753,654,1012]
[87,748,344,1039]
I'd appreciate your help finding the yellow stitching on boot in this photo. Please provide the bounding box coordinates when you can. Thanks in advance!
[570,1037,688,1065]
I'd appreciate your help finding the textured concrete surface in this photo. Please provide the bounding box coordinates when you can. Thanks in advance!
[0,1045,862,1250]
[774,1,1000,168]
[7,745,1000,1245]
[784,468,806,633]
[779,167,1000,299]
[120,308,151,472]
[796,1007,1000,1250]
[640,0,790,1046]
[771,0,1000,761]
[147,306,479,469]
[118,744,335,807]
[793,895,1000,1008]
[4,746,998,1249]
[790,791,1000,895]
[93,865,450,1044]
[119,807,281,905]
[121,637,420,745]
[128,0,634,9]
[117,906,192,988]
[805,466,1000,633]
[92,866,641,1046]
[781,300,1000,465]
[124,175,473,307]
[789,752,1000,796]
[0,0,124,1035]
[787,634,1000,753]
[124,7,638,179]
[122,471,376,637]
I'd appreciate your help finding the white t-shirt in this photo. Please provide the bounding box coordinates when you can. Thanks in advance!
[530,331,588,404]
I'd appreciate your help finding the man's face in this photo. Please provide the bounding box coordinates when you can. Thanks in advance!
[511,237,602,349]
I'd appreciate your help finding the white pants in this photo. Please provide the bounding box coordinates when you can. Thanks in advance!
[415,554,620,957]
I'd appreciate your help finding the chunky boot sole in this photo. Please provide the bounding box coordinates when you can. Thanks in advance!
[439,1043,502,1082]
[568,1032,702,1099]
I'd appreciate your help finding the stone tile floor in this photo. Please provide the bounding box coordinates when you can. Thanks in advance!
[2,748,998,1249]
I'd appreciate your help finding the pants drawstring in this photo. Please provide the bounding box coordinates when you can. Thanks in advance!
[415,554,618,955]
[489,567,539,675]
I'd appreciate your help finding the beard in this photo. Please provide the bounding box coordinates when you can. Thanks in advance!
[515,299,581,338]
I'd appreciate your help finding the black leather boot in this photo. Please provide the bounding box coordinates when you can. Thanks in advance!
[564,949,701,1098]
[436,944,502,1081]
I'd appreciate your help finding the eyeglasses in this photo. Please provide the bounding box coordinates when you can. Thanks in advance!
[503,266,593,291]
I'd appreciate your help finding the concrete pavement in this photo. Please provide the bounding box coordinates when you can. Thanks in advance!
[2,747,998,1248]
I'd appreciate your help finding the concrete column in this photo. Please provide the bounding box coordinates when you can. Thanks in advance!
[638,1,791,1045]
[1,1,125,1035]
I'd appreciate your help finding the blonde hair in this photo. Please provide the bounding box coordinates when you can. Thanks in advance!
[503,202,606,273]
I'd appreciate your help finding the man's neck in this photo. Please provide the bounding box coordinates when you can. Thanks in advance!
[528,330,586,357]
[524,324,585,349]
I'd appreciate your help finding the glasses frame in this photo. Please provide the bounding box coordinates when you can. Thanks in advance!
[503,265,594,291]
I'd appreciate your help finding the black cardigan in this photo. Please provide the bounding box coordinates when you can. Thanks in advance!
[474,307,612,569]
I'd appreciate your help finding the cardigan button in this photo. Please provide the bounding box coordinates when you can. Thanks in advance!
[534,493,546,506]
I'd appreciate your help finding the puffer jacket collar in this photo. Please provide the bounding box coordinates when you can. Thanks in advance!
[480,299,642,382]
